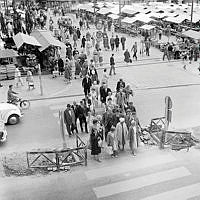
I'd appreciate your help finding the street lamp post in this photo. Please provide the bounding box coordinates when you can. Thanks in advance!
[191,0,194,28]
[119,0,122,31]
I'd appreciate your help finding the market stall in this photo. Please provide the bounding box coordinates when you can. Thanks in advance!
[182,30,200,41]
[0,49,18,80]
[30,29,64,71]
[13,32,41,49]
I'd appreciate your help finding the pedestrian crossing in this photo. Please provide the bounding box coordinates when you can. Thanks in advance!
[85,152,200,200]
[93,167,190,199]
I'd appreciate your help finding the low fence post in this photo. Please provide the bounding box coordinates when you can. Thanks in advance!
[55,152,59,170]
[85,147,87,166]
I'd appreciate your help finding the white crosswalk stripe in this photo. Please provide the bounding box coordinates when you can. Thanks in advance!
[85,154,176,180]
[93,167,191,199]
[141,183,200,200]
[85,152,200,200]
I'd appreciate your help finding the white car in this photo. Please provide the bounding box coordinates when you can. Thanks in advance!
[0,103,23,125]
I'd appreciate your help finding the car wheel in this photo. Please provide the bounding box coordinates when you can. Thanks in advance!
[7,114,19,125]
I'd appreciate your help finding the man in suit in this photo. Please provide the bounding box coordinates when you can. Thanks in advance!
[109,54,116,75]
[77,101,88,133]
[82,74,92,97]
[64,104,76,136]
[100,83,112,105]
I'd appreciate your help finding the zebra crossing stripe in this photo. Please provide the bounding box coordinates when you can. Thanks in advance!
[85,154,176,180]
[93,167,191,199]
[141,182,200,200]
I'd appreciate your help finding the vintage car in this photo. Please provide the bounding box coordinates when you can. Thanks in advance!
[0,103,22,125]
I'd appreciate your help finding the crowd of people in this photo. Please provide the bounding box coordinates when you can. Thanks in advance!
[63,75,142,162]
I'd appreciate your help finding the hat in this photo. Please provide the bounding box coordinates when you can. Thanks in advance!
[126,109,131,112]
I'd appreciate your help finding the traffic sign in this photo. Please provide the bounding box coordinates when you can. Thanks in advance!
[165,96,172,123]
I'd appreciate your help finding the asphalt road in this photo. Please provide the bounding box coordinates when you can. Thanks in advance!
[1,59,200,153]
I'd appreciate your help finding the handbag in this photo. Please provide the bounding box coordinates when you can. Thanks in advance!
[105,146,113,155]
[98,139,103,147]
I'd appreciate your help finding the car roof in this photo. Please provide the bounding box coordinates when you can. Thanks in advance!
[0,103,19,110]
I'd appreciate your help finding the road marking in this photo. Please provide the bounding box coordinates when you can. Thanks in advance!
[85,154,176,180]
[141,182,200,200]
[93,167,191,199]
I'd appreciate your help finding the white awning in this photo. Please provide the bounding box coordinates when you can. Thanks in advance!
[108,14,119,20]
[182,30,200,40]
[97,8,111,15]
[121,17,137,24]
[122,8,137,15]
[139,24,155,30]
[31,30,63,51]
[13,32,41,49]
[165,16,186,24]
[135,14,153,23]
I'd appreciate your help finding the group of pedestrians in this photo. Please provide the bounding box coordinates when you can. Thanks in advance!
[63,69,140,162]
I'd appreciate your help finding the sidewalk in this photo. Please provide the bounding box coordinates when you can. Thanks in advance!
[0,13,199,102]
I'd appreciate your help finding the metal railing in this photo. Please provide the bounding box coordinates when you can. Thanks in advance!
[26,133,87,170]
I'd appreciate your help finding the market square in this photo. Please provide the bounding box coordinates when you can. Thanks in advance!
[0,0,200,199]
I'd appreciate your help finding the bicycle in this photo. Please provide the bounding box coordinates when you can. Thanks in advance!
[8,98,30,110]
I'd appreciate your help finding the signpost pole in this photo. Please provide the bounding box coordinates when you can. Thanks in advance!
[160,96,172,149]
[59,110,67,149]
[38,64,43,96]
[119,0,122,31]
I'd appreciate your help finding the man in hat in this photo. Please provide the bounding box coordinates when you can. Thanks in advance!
[116,117,128,151]
[64,104,76,136]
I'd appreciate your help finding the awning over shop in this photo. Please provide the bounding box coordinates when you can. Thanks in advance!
[182,30,200,40]
[135,14,153,23]
[122,8,137,15]
[165,16,186,24]
[13,32,41,49]
[121,17,137,24]
[139,24,155,30]
[108,14,119,20]
[0,49,18,59]
[97,8,111,15]
[31,30,63,51]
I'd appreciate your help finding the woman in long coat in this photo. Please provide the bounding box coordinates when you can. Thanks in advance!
[64,61,71,83]
[82,60,88,77]
[124,49,131,63]
[90,119,102,162]
[75,59,82,79]
[103,35,109,51]
[128,120,138,156]
[116,117,128,151]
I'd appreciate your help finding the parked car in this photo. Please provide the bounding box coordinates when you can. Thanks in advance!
[0,120,7,142]
[0,103,22,125]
